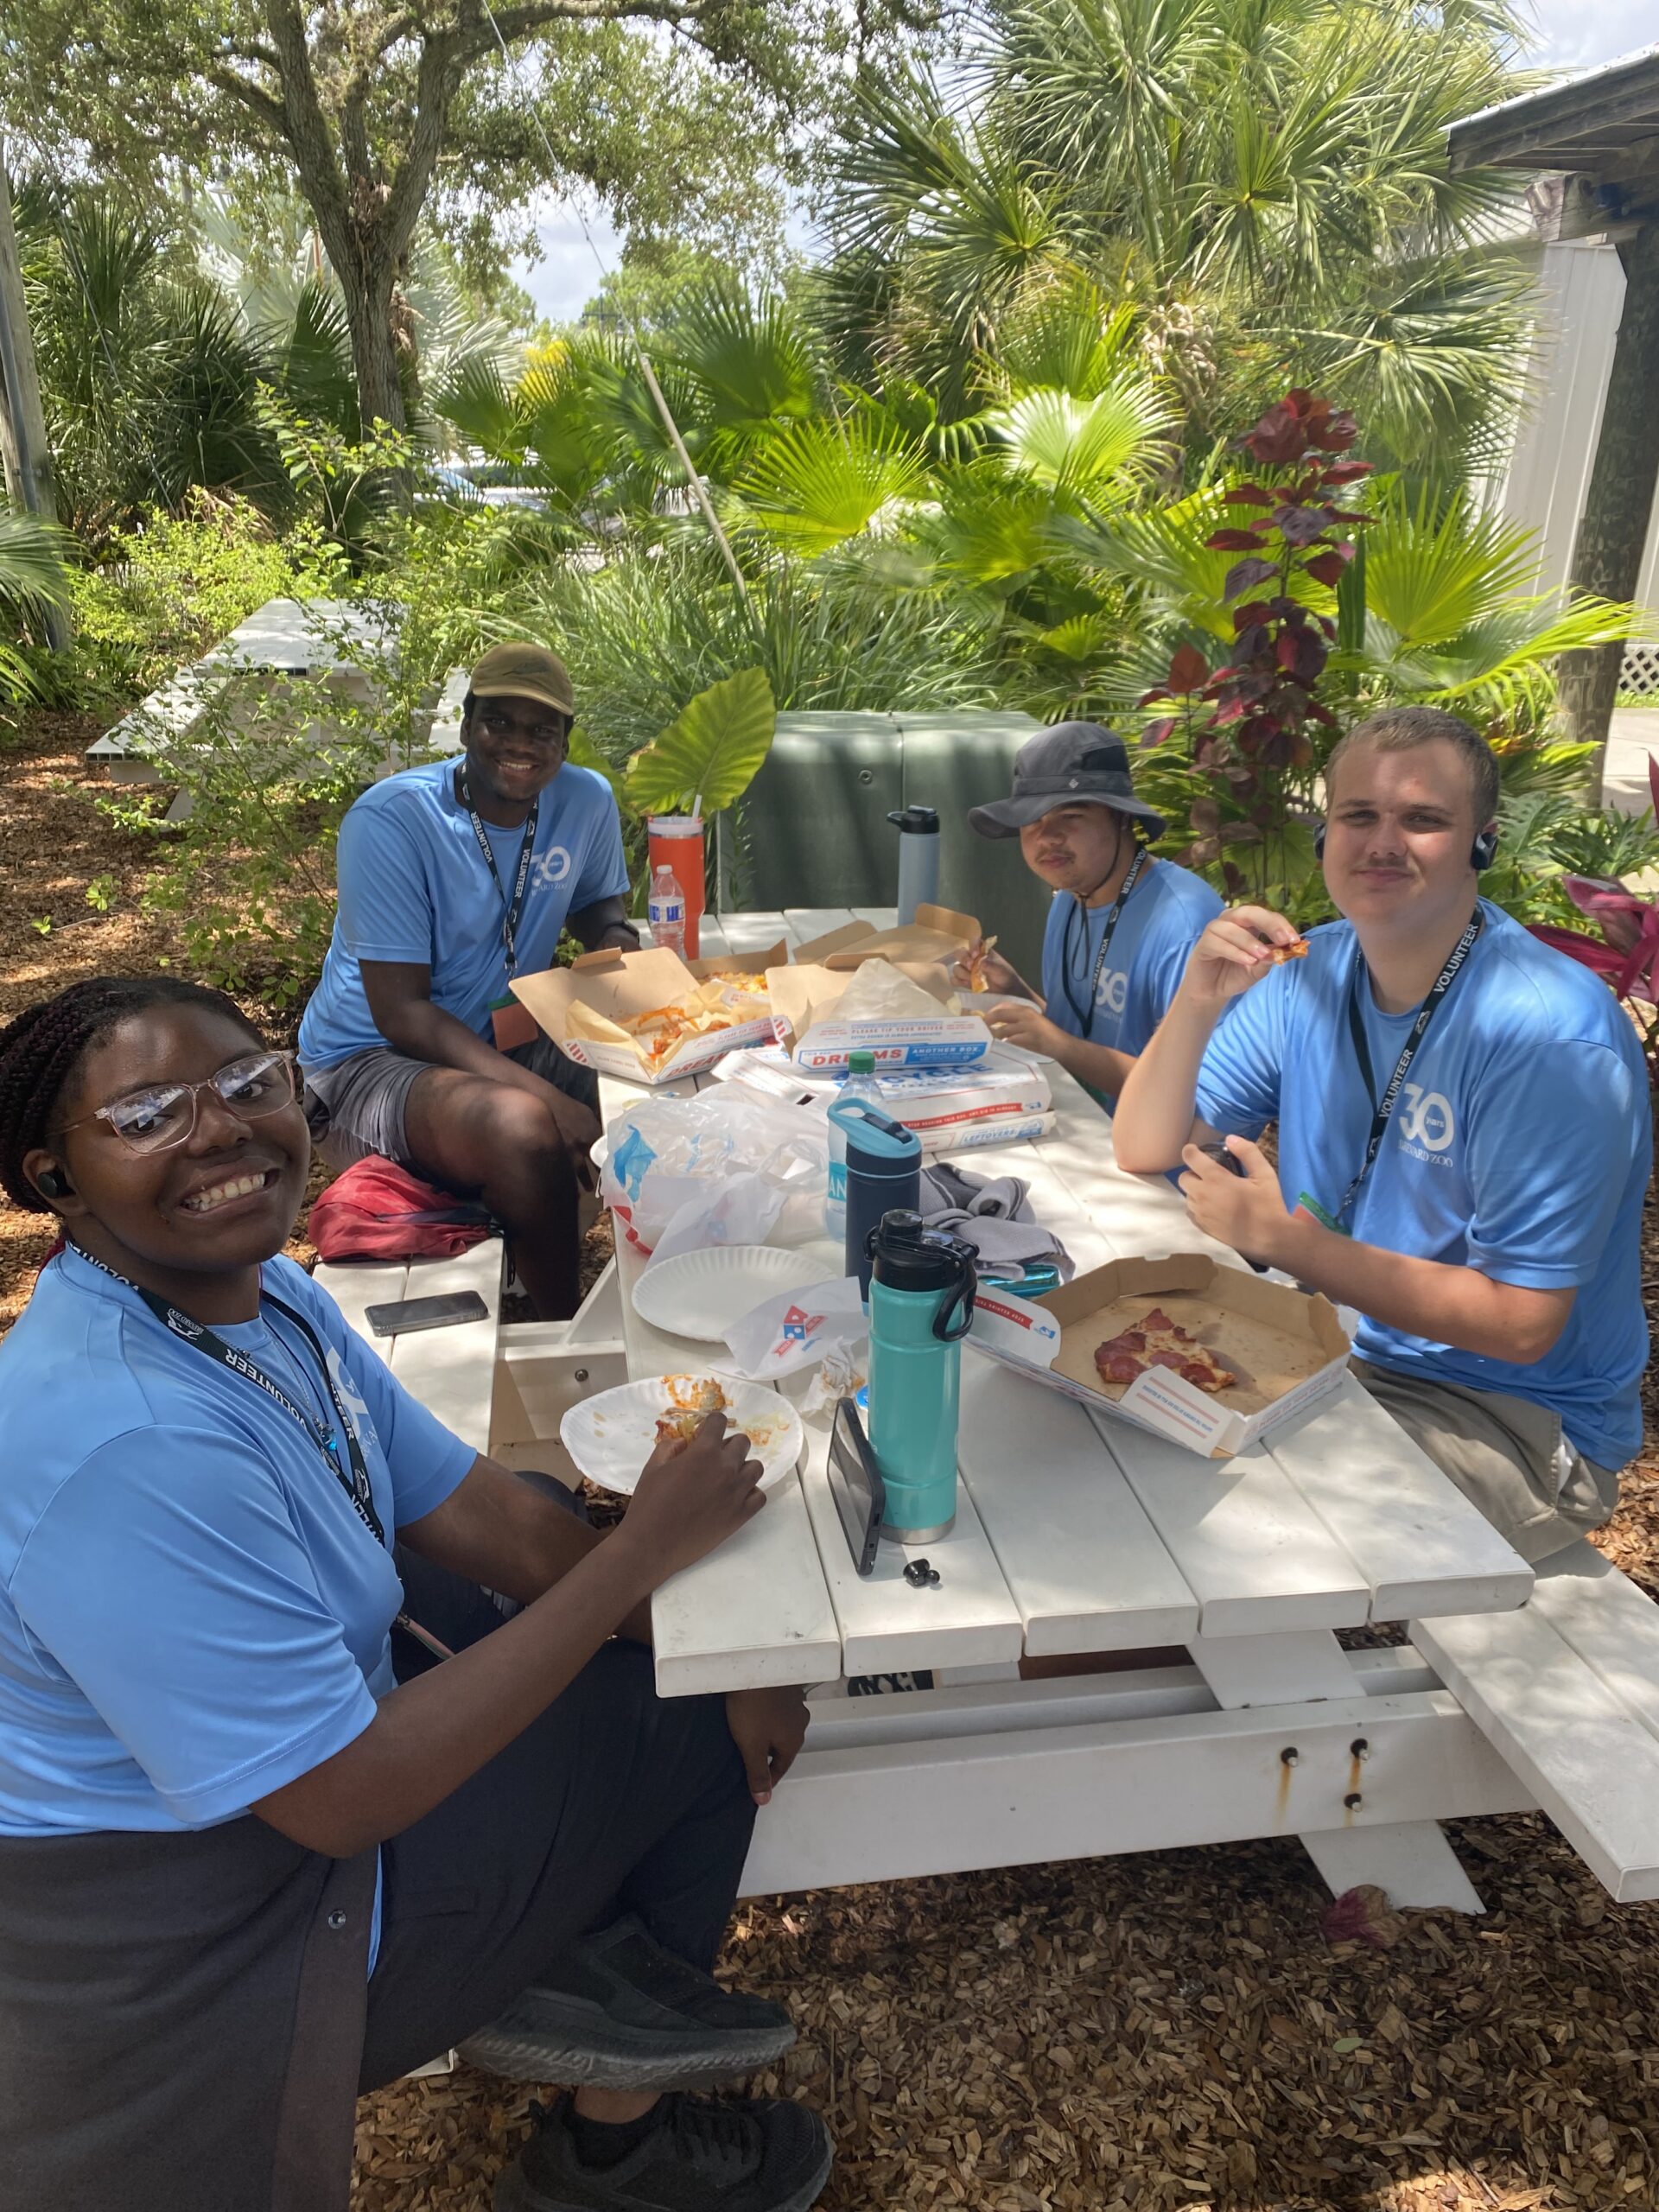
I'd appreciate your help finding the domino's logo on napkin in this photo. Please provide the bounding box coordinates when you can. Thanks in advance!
[775,1303,825,1351]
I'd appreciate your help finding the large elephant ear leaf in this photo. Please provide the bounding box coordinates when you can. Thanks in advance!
[623,668,776,817]
[565,725,622,799]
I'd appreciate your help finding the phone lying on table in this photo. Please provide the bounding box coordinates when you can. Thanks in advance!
[365,1290,490,1338]
[828,1398,886,1576]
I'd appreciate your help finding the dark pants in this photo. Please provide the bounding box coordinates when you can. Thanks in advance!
[363,1548,756,2085]
[0,1549,754,2211]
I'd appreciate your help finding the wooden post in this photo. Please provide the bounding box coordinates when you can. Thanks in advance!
[1559,217,1659,801]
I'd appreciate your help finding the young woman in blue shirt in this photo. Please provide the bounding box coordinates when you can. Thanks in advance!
[0,976,830,2212]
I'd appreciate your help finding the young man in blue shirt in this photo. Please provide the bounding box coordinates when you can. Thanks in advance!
[299,643,637,1317]
[1115,706,1649,1561]
[963,722,1223,1108]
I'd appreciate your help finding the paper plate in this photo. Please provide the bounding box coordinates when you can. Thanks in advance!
[632,1244,838,1344]
[560,1375,804,1496]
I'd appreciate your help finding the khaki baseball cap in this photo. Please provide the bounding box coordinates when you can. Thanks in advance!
[468,640,575,718]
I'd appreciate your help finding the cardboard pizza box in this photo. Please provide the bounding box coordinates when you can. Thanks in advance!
[510,946,777,1086]
[969,1253,1351,1459]
[814,903,982,973]
[765,959,993,1073]
[688,940,789,982]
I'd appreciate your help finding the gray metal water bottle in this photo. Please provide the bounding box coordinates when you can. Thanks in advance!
[887,805,940,924]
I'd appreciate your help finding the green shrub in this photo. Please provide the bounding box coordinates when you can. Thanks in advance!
[65,494,344,705]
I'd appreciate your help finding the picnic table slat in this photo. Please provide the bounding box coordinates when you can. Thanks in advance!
[1524,1538,1659,1748]
[957,1359,1200,1655]
[1414,1600,1659,1903]
[382,1243,502,1456]
[1094,1421,1372,1637]
[781,907,859,948]
[652,1471,843,1696]
[797,1422,1025,1678]
[1266,1376,1533,1623]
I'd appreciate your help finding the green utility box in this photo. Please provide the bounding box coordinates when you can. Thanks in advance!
[727,708,1052,982]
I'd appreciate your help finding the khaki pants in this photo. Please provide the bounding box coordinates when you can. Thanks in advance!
[1351,1358,1621,1565]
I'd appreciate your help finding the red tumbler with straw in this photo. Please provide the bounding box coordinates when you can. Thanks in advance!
[645,813,705,959]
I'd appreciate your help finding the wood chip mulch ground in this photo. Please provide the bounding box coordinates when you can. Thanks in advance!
[3,718,1658,2212]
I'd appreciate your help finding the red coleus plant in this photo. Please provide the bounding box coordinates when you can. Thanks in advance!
[1529,760,1659,1077]
[1139,389,1371,892]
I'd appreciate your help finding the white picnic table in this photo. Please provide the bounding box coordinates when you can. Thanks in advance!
[585,908,1565,1912]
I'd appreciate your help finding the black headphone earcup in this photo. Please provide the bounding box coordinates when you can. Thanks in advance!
[1472,827,1498,871]
[1313,823,1326,861]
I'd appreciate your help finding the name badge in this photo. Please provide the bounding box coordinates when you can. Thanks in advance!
[1295,1190,1350,1236]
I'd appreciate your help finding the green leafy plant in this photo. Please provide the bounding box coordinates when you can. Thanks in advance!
[622,667,777,817]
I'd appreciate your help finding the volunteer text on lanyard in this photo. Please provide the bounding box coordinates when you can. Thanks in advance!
[1058,845,1149,1036]
[71,1247,454,1658]
[458,767,539,977]
[1313,909,1483,1235]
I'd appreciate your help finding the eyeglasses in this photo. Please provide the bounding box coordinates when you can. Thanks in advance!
[52,1051,301,1156]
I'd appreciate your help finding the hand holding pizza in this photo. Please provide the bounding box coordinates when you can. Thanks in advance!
[1179,906,1307,1014]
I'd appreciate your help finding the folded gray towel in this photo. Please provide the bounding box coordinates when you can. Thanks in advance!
[918,1161,1073,1280]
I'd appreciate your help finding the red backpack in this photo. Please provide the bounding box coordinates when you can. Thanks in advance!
[308,1155,492,1263]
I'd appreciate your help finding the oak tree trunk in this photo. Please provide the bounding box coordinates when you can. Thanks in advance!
[1559,219,1659,802]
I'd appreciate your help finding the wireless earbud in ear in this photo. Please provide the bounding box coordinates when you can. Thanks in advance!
[1313,820,1499,870]
[35,1168,70,1201]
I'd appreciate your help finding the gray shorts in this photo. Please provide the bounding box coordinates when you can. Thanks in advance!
[301,1032,597,1173]
[1351,1357,1621,1564]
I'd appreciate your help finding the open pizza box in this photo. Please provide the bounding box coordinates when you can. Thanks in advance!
[968,1253,1352,1459]
[688,940,790,984]
[510,946,778,1086]
[797,902,982,974]
[766,957,994,1073]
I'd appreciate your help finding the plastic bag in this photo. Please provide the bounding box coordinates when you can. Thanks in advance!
[600,1090,828,1261]
[722,1276,868,1382]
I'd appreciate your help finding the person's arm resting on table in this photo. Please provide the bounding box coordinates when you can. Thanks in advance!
[1116,904,1578,1366]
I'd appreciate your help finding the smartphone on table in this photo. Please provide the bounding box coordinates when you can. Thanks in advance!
[828,1398,886,1576]
[365,1290,490,1338]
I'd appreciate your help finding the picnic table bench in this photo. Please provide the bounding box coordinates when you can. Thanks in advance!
[319,906,1659,1913]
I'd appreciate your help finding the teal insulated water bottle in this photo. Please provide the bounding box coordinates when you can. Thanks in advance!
[866,1211,977,1544]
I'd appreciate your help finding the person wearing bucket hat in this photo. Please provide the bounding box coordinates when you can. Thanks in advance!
[298,643,640,1317]
[960,721,1223,1109]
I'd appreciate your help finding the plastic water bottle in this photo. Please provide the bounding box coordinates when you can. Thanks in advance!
[823,1050,880,1235]
[647,863,687,960]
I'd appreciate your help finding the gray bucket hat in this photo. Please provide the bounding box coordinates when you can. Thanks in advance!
[969,721,1167,842]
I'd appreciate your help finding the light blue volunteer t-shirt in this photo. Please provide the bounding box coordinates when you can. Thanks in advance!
[299,753,630,1070]
[1192,899,1650,1470]
[1040,858,1223,1099]
[0,1248,473,1843]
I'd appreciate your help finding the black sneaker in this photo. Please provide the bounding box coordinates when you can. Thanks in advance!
[459,1917,798,2088]
[496,2091,833,2212]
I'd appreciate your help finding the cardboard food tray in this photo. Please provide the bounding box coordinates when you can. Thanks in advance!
[810,902,982,972]
[510,946,779,1085]
[969,1254,1351,1459]
[766,958,993,1073]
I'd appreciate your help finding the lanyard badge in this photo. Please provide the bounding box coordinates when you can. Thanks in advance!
[1059,847,1147,1038]
[458,768,540,977]
[1323,909,1484,1233]
[71,1248,386,1546]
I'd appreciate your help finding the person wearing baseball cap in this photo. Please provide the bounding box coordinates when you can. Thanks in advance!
[299,642,638,1316]
[961,721,1224,1109]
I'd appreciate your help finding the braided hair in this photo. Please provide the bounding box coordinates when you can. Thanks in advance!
[0,977,263,1213]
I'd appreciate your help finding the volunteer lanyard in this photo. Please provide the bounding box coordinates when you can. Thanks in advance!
[70,1246,385,1547]
[1059,846,1148,1037]
[1335,908,1483,1229]
[456,767,538,977]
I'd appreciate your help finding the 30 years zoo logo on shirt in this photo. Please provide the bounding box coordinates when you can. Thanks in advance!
[1095,969,1129,1016]
[531,846,573,891]
[1397,1084,1455,1161]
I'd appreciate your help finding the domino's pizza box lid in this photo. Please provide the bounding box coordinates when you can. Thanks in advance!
[969,1254,1351,1459]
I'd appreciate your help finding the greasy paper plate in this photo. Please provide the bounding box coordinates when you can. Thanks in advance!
[632,1244,837,1344]
[559,1375,805,1496]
